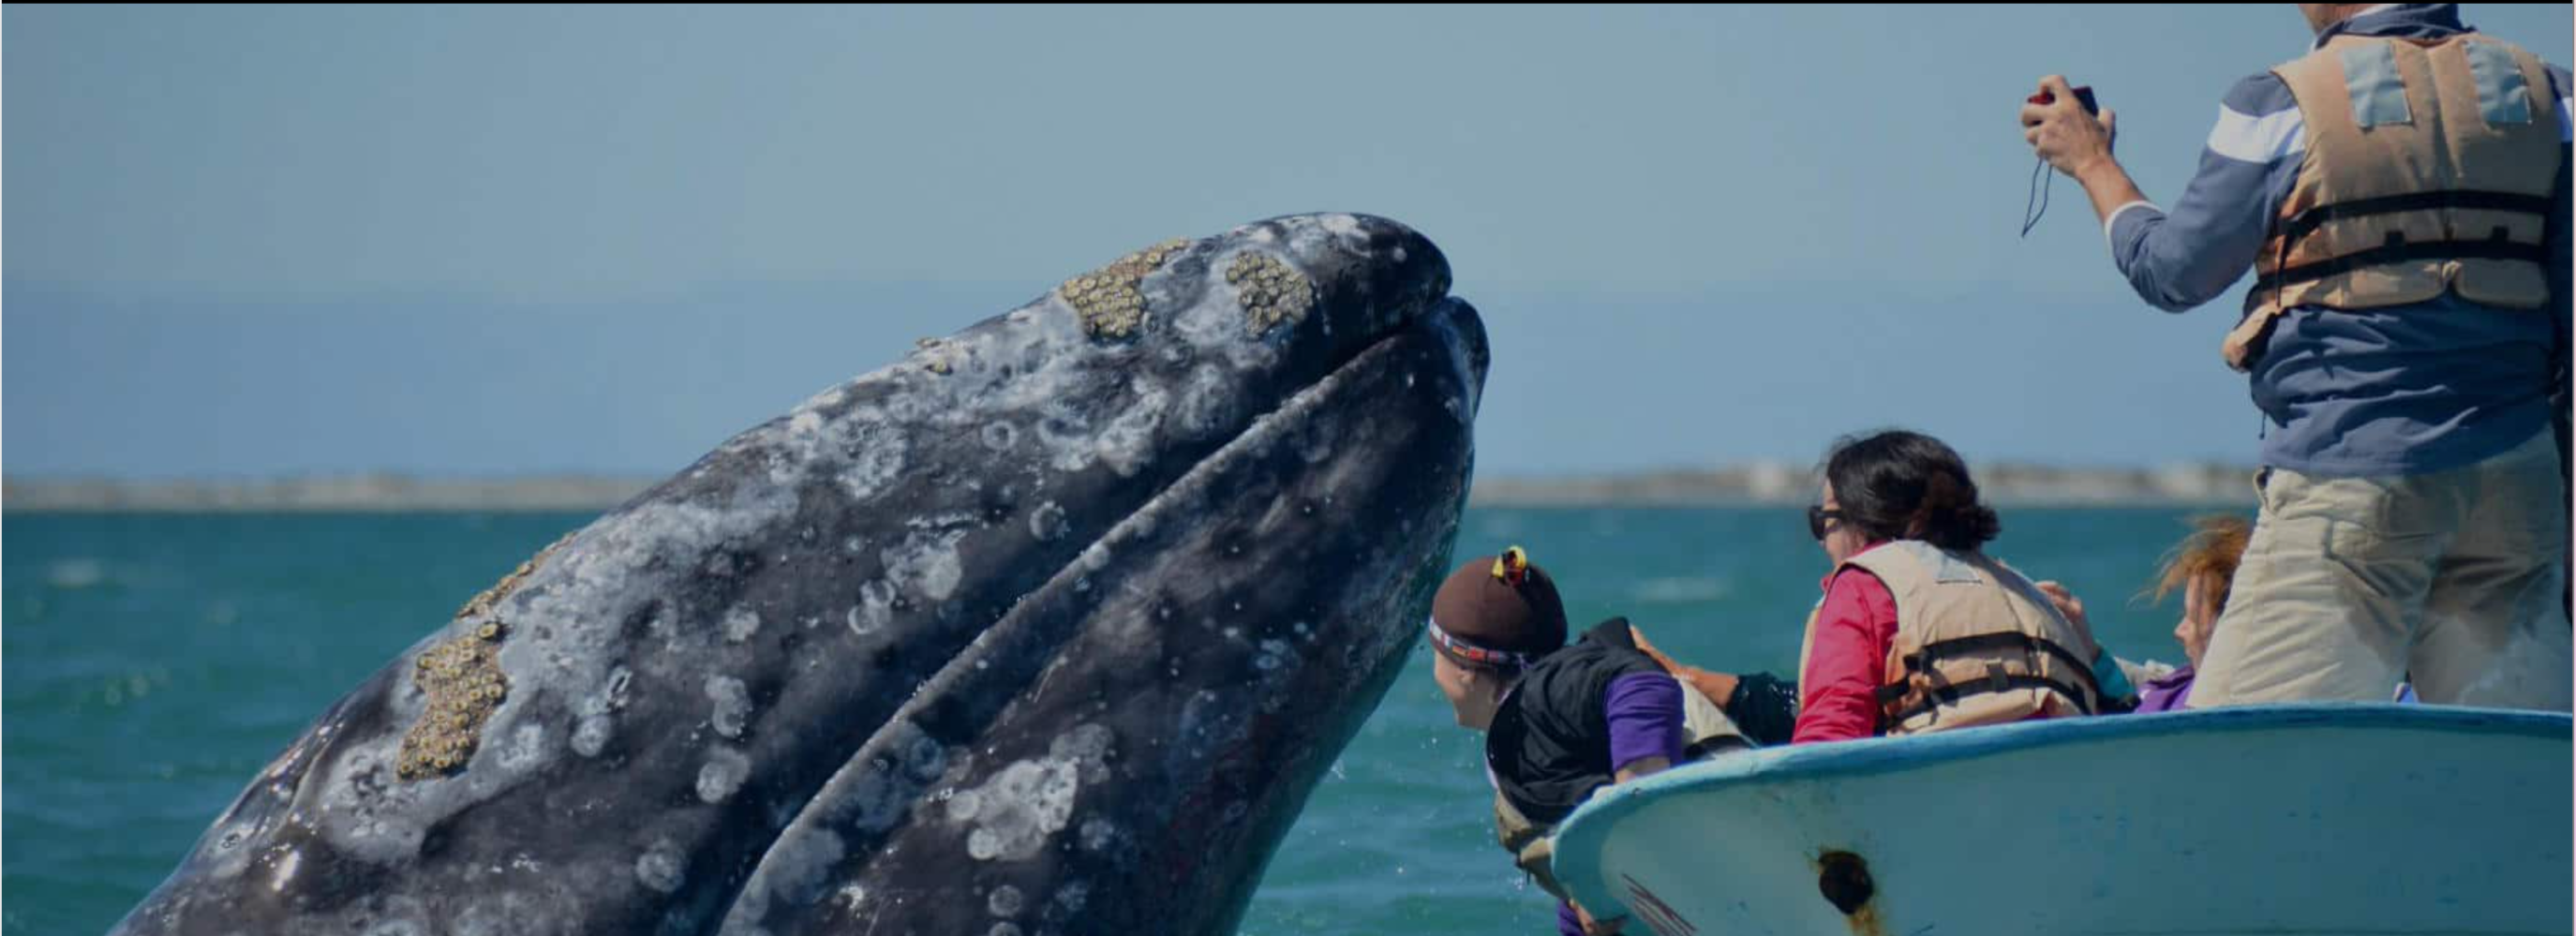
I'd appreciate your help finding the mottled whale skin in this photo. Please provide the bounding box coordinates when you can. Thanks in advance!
[112,213,1487,936]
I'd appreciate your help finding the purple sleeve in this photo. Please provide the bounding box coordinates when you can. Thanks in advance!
[1558,900,1585,936]
[1603,672,1683,772]
[2135,668,2196,714]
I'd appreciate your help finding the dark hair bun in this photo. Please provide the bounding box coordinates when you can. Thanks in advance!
[1907,471,2000,550]
[1825,430,2001,552]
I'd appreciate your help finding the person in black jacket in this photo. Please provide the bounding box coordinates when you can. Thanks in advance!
[1426,546,1687,936]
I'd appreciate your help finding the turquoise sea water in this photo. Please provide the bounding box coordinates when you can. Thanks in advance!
[3,507,2215,934]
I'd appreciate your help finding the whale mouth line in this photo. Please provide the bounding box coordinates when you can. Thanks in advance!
[737,295,1483,909]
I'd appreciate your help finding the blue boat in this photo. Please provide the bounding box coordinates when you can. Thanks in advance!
[1549,705,2572,936]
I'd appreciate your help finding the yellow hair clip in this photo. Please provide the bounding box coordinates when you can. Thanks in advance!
[1491,545,1530,587]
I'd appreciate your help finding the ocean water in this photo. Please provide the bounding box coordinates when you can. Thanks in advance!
[2,507,2216,934]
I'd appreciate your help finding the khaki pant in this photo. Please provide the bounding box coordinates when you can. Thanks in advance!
[2189,429,2572,710]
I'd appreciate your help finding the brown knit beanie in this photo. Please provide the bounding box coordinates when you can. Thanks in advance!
[1427,546,1568,669]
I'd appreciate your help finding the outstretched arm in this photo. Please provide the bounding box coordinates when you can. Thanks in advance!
[2021,73,2300,312]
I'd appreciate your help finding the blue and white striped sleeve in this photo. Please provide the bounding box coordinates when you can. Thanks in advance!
[2106,74,2307,313]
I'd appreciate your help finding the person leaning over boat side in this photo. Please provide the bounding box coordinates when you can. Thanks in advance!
[1425,547,1744,936]
[2020,3,2572,710]
[1791,430,2106,743]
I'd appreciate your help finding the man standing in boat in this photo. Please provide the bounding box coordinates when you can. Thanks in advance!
[2019,4,2571,710]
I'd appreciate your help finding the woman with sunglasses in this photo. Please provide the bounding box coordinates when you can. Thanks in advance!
[1791,429,2107,743]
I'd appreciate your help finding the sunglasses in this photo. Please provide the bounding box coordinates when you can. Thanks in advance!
[1806,505,1844,542]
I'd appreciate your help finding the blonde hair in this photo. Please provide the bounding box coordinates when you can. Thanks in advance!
[2151,514,2253,613]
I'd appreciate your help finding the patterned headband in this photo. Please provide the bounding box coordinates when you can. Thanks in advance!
[1426,617,1540,670]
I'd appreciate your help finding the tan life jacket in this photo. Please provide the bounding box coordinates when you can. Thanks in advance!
[1798,542,2102,736]
[1489,675,1748,902]
[2226,33,2563,371]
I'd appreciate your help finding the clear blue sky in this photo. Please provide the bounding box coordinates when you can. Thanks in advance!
[7,4,2570,478]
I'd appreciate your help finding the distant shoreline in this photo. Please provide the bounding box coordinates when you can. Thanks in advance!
[3,464,2257,513]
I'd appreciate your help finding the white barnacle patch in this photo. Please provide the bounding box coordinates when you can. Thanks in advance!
[849,580,897,636]
[634,839,687,894]
[496,724,548,771]
[764,400,848,487]
[956,723,1114,862]
[979,422,1020,453]
[1093,384,1169,478]
[834,415,909,503]
[945,788,985,823]
[722,608,761,644]
[883,531,967,603]
[1031,404,1098,474]
[962,760,1080,862]
[570,666,633,758]
[696,748,752,804]
[572,716,614,758]
[1050,723,1116,784]
[706,676,753,738]
[1054,881,1091,914]
[1027,502,1069,542]
[905,511,981,531]
[1079,819,1120,854]
[987,884,1025,917]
